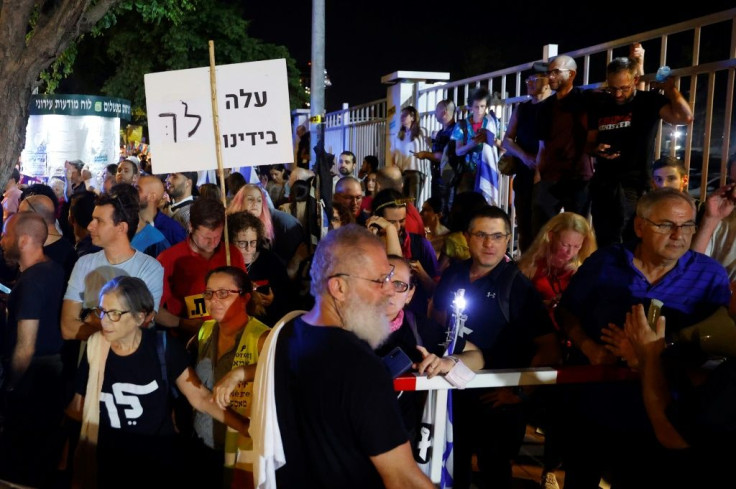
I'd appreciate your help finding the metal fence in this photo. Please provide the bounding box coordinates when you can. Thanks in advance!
[324,7,736,203]
[324,98,387,164]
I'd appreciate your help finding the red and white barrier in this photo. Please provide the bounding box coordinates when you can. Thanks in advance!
[394,365,639,482]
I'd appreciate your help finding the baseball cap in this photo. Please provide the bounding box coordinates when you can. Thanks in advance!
[532,61,550,73]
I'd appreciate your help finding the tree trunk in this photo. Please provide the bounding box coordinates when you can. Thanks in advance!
[0,0,121,187]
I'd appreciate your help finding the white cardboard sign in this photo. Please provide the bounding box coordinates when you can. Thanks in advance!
[144,58,293,174]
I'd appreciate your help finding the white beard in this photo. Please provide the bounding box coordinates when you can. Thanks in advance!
[340,293,391,349]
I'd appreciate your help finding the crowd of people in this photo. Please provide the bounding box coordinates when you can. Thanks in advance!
[0,42,734,489]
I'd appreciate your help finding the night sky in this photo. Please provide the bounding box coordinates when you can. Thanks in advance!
[243,1,735,112]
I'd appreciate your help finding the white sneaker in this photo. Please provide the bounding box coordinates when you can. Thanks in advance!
[542,471,560,489]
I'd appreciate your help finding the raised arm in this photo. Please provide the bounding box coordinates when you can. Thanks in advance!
[625,304,689,449]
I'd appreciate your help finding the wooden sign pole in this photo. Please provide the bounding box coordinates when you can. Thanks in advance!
[208,40,231,266]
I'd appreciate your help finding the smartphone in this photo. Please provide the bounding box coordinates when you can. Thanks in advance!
[647,299,663,331]
[382,346,413,379]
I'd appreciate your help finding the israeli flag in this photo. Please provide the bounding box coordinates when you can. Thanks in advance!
[474,143,500,207]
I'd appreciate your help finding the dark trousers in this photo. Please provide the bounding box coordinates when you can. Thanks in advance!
[532,179,591,239]
[590,177,642,248]
[561,383,664,489]
[452,389,528,489]
[402,170,426,207]
[513,164,535,253]
[0,355,65,488]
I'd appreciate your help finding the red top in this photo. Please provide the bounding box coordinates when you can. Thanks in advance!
[157,239,245,319]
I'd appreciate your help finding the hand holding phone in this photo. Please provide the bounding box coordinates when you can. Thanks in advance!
[382,347,413,379]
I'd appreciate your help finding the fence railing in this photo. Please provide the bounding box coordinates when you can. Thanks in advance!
[324,8,736,203]
[324,98,387,164]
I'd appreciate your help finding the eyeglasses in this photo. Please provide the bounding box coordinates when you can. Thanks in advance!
[392,280,410,293]
[329,265,395,287]
[642,218,697,235]
[234,239,258,250]
[203,289,242,300]
[604,84,635,95]
[469,231,511,243]
[95,308,131,322]
[546,68,570,77]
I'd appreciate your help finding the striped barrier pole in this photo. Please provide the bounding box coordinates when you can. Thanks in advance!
[395,365,639,483]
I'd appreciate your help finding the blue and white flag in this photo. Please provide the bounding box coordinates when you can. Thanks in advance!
[474,142,500,207]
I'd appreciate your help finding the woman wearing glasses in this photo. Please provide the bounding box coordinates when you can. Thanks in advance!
[193,266,271,488]
[377,256,482,440]
[227,183,304,267]
[66,276,247,488]
[228,211,291,326]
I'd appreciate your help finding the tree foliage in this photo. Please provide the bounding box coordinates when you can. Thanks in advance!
[68,0,307,119]
[0,0,196,186]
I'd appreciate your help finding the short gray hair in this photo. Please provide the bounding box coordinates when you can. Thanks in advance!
[310,224,383,297]
[636,187,696,219]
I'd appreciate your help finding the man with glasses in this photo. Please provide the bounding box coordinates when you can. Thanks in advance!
[155,197,245,338]
[532,55,596,238]
[557,188,729,489]
[61,183,164,342]
[586,55,693,247]
[430,205,558,489]
[333,175,364,219]
[264,224,434,488]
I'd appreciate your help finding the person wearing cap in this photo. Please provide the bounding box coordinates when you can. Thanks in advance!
[165,171,198,229]
[502,72,553,252]
[64,160,87,198]
[532,55,597,238]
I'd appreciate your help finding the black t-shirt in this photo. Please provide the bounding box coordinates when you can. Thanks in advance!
[433,259,554,369]
[589,88,668,188]
[4,260,65,359]
[275,318,408,488]
[75,328,190,481]
[44,237,78,282]
[375,311,447,437]
[247,248,293,326]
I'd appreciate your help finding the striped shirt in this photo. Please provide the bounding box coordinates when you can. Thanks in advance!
[560,242,731,340]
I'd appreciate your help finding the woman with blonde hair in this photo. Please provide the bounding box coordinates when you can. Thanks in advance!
[517,211,597,313]
[516,211,596,489]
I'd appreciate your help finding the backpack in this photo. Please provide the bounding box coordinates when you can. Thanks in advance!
[496,261,521,325]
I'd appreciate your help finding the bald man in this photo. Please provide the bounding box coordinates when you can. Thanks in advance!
[138,175,186,245]
[19,194,77,280]
[0,212,66,486]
